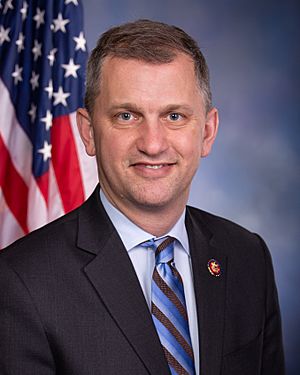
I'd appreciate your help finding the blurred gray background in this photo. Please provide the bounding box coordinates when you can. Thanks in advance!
[83,0,300,373]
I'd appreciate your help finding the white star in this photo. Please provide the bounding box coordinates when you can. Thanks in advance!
[33,8,45,29]
[12,64,23,85]
[44,79,53,99]
[28,103,37,123]
[38,141,52,162]
[47,48,57,66]
[65,0,78,4]
[53,86,70,106]
[32,39,42,61]
[61,58,80,78]
[52,13,70,33]
[16,32,25,53]
[73,31,86,51]
[30,71,39,90]
[3,0,13,14]
[0,25,10,45]
[41,110,53,131]
[20,1,28,21]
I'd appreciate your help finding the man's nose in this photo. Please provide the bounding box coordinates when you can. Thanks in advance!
[136,119,169,156]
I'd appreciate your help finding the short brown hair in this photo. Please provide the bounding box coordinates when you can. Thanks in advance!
[85,19,212,114]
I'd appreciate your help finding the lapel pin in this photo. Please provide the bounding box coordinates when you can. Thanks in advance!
[207,259,221,277]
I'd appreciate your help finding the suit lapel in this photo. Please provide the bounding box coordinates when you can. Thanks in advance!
[76,188,170,375]
[186,208,227,375]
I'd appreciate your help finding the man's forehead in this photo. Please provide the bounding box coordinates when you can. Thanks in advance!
[99,53,198,91]
[95,54,204,111]
[101,52,195,72]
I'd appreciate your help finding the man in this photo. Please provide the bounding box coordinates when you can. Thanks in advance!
[0,20,284,374]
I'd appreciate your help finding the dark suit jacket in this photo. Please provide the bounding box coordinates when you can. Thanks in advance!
[0,186,284,375]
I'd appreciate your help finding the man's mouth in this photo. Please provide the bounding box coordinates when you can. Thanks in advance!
[132,162,175,168]
[144,164,164,169]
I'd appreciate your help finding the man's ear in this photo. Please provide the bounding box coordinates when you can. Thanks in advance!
[76,108,96,156]
[201,107,219,158]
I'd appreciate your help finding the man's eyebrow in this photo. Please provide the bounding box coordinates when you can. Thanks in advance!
[161,104,194,115]
[108,103,143,112]
[108,103,194,114]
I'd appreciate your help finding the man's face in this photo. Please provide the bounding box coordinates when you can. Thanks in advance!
[78,54,218,213]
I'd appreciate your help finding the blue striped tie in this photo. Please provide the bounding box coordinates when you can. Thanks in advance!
[143,237,196,375]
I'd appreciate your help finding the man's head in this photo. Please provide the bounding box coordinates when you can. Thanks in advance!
[77,20,218,234]
[84,19,212,115]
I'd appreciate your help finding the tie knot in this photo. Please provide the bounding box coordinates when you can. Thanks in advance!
[155,236,175,265]
[141,236,175,264]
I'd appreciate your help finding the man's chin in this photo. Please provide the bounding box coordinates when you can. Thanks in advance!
[127,192,180,211]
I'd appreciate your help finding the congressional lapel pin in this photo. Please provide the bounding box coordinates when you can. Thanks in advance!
[207,259,222,277]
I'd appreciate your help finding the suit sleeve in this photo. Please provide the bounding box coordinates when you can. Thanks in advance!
[258,236,285,375]
[0,258,55,375]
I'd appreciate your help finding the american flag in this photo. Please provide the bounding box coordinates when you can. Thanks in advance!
[0,0,98,249]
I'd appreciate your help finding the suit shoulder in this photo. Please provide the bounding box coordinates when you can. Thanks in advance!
[186,205,266,249]
[186,206,274,282]
[0,206,79,264]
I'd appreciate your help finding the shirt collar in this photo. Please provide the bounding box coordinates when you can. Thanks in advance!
[100,189,189,255]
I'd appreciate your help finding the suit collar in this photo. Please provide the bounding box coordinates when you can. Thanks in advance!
[76,186,170,375]
[76,188,228,374]
[186,206,227,375]
[76,185,114,255]
[100,189,190,255]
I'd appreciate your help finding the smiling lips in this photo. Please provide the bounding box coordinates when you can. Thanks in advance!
[145,164,164,169]
[132,162,175,168]
[131,162,176,175]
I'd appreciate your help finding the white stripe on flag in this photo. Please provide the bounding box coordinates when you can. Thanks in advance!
[47,162,65,222]
[69,112,98,197]
[0,188,24,248]
[27,174,49,232]
[0,79,32,184]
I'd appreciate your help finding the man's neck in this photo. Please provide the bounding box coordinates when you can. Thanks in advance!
[100,189,187,237]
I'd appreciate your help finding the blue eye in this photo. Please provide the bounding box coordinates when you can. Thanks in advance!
[168,113,182,121]
[118,112,132,121]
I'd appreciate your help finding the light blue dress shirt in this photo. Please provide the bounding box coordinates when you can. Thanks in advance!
[100,190,199,374]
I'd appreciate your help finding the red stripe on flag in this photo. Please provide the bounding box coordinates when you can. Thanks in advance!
[51,115,85,213]
[0,135,29,234]
[36,171,49,207]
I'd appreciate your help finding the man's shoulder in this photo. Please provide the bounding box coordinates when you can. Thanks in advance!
[186,205,266,251]
[187,205,253,233]
[185,206,273,279]
[0,205,80,265]
[1,186,102,259]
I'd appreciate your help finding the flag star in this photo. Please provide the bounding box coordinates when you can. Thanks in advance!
[44,79,53,99]
[65,0,78,4]
[33,7,45,29]
[30,71,39,90]
[12,64,23,85]
[3,0,13,14]
[73,31,86,51]
[0,25,10,45]
[41,110,53,131]
[32,39,42,61]
[20,1,28,21]
[47,48,57,66]
[16,32,25,53]
[52,13,70,33]
[28,103,37,123]
[62,58,80,78]
[38,141,52,162]
[53,86,70,106]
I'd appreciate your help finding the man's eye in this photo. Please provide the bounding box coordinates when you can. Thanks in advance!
[118,112,133,121]
[168,113,182,121]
